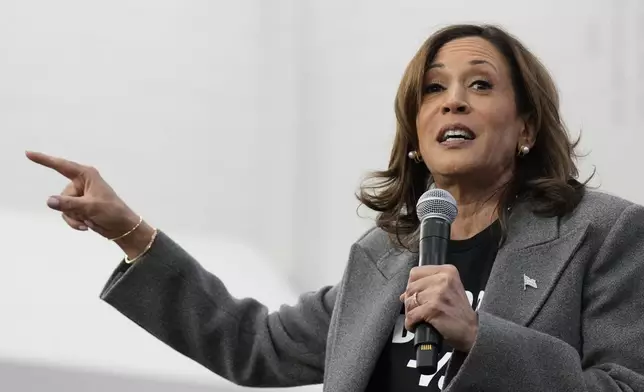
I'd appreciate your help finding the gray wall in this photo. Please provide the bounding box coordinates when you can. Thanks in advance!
[0,359,294,392]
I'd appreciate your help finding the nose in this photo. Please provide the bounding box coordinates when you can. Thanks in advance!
[441,91,470,115]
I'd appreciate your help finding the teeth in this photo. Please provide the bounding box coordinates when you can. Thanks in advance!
[442,129,473,142]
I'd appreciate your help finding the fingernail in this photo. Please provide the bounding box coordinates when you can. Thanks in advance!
[78,225,88,231]
[47,196,60,208]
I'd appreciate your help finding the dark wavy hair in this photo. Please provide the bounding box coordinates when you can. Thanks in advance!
[357,24,587,249]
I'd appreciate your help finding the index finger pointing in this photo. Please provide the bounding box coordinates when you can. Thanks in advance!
[26,151,84,179]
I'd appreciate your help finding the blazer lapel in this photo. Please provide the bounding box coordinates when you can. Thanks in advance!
[479,203,589,326]
[324,245,416,392]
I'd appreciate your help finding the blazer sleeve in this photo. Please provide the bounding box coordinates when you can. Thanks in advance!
[99,231,336,387]
[444,203,644,392]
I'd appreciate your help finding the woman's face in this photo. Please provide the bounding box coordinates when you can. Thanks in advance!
[416,36,531,184]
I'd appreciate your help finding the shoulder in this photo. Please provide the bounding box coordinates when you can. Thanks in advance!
[352,225,400,263]
[570,189,638,220]
[561,188,644,236]
[346,225,415,280]
[575,188,635,215]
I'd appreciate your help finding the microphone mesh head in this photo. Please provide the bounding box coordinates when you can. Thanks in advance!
[416,188,458,223]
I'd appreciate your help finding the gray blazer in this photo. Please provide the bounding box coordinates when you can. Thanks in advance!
[100,189,644,391]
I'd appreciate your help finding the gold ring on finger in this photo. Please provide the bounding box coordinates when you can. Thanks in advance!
[411,292,420,307]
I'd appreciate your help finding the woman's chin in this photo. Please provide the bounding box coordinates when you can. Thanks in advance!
[429,161,479,179]
[430,164,499,184]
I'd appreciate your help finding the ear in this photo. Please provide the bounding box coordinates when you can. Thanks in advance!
[519,117,536,148]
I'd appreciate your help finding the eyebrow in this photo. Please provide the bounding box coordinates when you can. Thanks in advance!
[427,59,497,72]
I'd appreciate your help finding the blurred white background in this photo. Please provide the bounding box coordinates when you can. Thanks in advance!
[0,0,642,390]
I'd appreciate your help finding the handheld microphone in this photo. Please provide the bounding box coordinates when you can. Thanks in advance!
[413,188,458,375]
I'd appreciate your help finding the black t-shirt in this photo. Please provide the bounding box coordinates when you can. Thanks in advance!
[365,220,501,391]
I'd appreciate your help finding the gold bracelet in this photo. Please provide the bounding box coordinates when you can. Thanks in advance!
[109,215,143,241]
[125,228,158,264]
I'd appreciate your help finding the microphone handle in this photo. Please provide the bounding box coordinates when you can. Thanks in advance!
[414,219,450,375]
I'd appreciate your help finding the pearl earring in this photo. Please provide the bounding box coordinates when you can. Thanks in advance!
[408,150,423,163]
[518,145,530,157]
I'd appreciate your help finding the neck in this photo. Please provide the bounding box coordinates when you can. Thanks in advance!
[433,171,512,240]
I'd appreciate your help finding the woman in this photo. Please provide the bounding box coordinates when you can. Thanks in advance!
[27,24,644,391]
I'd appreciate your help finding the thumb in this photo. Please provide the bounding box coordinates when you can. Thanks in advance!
[47,195,89,213]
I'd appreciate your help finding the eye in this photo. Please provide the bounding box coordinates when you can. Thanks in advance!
[470,80,493,91]
[423,83,445,94]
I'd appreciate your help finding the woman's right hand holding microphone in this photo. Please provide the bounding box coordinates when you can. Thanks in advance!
[26,151,156,261]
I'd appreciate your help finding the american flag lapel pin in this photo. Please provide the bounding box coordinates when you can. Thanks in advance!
[523,274,538,291]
